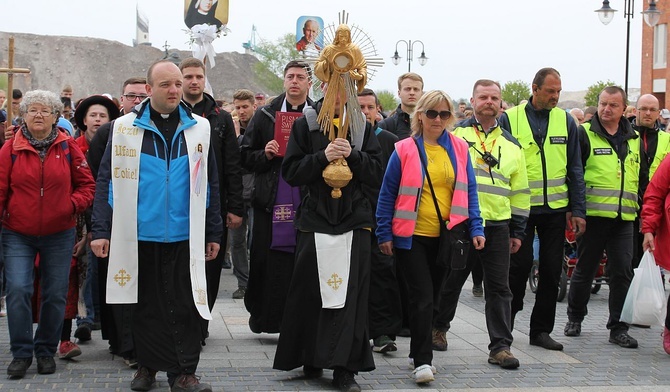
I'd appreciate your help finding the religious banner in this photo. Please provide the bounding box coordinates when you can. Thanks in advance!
[295,16,324,54]
[184,0,229,29]
[274,112,302,157]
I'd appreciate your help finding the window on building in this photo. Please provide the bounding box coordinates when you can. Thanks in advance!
[653,23,667,69]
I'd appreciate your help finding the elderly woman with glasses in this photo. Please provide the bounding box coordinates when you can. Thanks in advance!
[0,90,95,378]
[376,90,485,384]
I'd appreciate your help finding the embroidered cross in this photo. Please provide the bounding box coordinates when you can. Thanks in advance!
[327,273,344,290]
[274,206,293,221]
[114,269,132,287]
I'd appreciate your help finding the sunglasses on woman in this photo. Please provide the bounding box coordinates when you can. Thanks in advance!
[424,110,452,120]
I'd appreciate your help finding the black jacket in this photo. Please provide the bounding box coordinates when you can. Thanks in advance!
[377,105,412,140]
[240,93,315,212]
[281,101,383,234]
[632,120,659,198]
[187,93,244,218]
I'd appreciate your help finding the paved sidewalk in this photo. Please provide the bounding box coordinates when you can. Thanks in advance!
[0,269,669,391]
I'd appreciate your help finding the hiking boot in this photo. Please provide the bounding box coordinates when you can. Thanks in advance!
[130,366,157,391]
[303,364,323,378]
[529,332,563,350]
[564,321,582,337]
[7,357,32,378]
[74,323,92,341]
[663,327,670,355]
[372,335,397,353]
[232,287,246,299]
[432,328,448,351]
[36,356,56,374]
[412,364,435,384]
[171,374,212,392]
[488,349,520,369]
[58,341,82,359]
[332,368,361,392]
[609,331,638,348]
[472,283,483,297]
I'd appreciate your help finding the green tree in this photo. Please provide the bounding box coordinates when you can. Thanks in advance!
[501,80,531,106]
[253,33,300,94]
[584,80,620,107]
[376,90,398,114]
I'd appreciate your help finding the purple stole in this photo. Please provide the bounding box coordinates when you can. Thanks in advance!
[270,169,301,253]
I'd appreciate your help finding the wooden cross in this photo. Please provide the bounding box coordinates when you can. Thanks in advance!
[0,37,31,123]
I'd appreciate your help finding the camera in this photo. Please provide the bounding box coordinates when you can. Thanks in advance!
[481,151,499,168]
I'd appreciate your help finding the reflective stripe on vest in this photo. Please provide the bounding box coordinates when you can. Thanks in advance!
[506,104,569,208]
[583,122,640,220]
[391,134,470,237]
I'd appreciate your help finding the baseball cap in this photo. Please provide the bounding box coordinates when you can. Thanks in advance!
[255,93,265,99]
[660,108,670,119]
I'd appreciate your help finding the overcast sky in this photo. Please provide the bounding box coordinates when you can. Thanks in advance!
[2,0,651,101]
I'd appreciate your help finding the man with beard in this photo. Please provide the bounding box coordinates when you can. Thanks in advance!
[91,60,223,392]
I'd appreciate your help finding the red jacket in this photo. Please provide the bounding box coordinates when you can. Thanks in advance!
[641,153,670,269]
[0,128,95,236]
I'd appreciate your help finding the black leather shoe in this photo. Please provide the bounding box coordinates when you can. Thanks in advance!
[7,357,32,378]
[303,365,323,379]
[332,368,361,392]
[36,356,56,374]
[171,374,212,392]
[130,366,157,391]
[564,321,582,337]
[609,331,638,348]
[74,323,92,341]
[530,332,564,351]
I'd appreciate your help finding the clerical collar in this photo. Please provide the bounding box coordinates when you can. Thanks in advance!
[281,98,306,113]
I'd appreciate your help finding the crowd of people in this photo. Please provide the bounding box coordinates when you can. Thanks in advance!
[1,57,670,392]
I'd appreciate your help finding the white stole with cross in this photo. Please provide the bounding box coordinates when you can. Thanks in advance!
[107,114,212,320]
[314,231,353,309]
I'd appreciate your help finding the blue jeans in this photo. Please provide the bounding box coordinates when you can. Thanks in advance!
[76,244,95,326]
[3,227,75,358]
[226,204,250,288]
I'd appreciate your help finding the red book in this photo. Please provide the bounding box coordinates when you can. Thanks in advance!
[274,112,303,157]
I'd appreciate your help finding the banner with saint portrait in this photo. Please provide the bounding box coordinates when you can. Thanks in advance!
[296,16,324,54]
[184,0,229,29]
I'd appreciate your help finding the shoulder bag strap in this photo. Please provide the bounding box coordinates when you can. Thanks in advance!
[412,137,447,229]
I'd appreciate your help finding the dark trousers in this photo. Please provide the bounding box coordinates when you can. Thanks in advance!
[368,233,402,339]
[434,225,514,353]
[396,236,447,368]
[509,212,565,337]
[568,217,633,333]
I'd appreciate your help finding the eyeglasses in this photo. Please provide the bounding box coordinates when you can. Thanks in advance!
[26,108,54,117]
[123,94,148,101]
[637,107,659,113]
[424,110,452,120]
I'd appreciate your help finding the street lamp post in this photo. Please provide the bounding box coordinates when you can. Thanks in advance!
[391,40,428,72]
[595,0,662,95]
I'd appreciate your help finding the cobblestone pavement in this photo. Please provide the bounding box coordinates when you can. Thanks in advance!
[0,270,669,391]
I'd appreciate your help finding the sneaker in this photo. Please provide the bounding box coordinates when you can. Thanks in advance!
[529,332,563,351]
[171,374,212,392]
[232,287,246,299]
[472,283,484,297]
[130,366,157,391]
[408,358,438,373]
[74,323,92,341]
[412,364,435,384]
[0,296,6,317]
[564,321,582,337]
[663,327,670,355]
[609,331,638,348]
[303,364,323,379]
[488,349,520,369]
[372,335,397,353]
[36,356,56,374]
[432,328,448,351]
[7,357,32,378]
[58,341,82,359]
[332,368,361,392]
